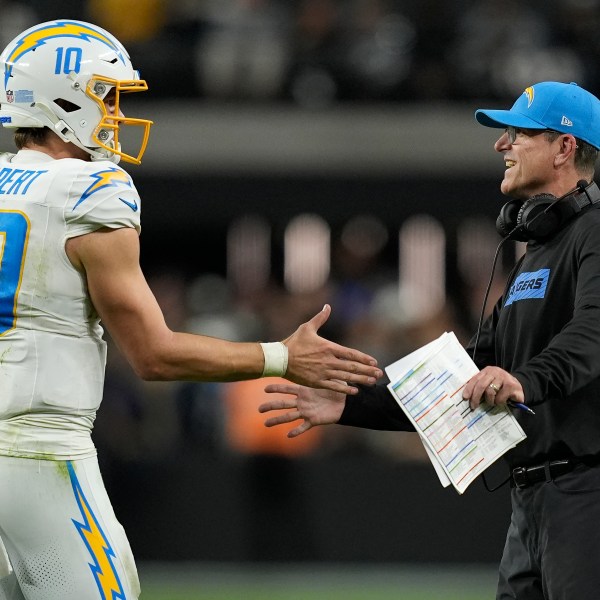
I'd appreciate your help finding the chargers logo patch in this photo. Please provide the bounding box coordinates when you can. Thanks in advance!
[73,168,132,210]
[524,86,534,108]
[505,268,550,306]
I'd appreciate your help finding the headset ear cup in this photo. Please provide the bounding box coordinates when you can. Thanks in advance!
[496,200,524,237]
[518,193,559,240]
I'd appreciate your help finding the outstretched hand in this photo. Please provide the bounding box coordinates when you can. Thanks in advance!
[260,382,347,438]
[283,304,382,394]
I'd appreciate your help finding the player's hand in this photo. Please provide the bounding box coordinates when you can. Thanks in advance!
[260,382,347,438]
[462,366,524,410]
[282,304,382,394]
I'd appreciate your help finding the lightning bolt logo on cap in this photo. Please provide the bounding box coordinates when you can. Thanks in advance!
[524,86,535,108]
[67,461,127,600]
[3,20,126,87]
[74,167,133,210]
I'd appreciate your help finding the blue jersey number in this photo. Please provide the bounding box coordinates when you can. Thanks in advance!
[0,211,30,336]
[54,46,83,75]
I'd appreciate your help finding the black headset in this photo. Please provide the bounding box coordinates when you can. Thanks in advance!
[496,180,600,242]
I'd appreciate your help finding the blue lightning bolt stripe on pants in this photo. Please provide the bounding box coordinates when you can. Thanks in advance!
[0,456,140,600]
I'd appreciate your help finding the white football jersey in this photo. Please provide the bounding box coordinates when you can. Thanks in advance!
[0,149,141,460]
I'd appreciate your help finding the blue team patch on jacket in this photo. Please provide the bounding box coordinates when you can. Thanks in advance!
[505,268,550,306]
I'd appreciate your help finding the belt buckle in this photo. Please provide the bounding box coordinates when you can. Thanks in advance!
[512,466,529,489]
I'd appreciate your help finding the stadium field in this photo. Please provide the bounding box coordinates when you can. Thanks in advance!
[138,562,498,600]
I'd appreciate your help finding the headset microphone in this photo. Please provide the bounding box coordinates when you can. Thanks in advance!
[496,180,600,241]
[511,189,574,239]
[505,193,563,240]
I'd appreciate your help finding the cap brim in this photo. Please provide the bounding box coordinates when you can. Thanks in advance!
[475,109,547,130]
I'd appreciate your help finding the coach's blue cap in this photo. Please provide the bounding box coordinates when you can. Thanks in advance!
[475,81,600,150]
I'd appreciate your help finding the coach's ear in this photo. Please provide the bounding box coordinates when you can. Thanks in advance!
[553,133,578,168]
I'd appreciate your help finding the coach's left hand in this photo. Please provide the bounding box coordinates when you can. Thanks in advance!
[462,366,525,410]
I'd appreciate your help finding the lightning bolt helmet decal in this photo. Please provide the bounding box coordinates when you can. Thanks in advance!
[3,21,127,88]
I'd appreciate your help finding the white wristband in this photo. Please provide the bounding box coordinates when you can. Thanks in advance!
[260,342,289,377]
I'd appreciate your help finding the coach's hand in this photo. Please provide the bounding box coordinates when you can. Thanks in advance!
[462,366,524,410]
[260,382,346,437]
[283,304,382,394]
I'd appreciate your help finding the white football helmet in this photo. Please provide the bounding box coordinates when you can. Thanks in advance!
[0,19,153,164]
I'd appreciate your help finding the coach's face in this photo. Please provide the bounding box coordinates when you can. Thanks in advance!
[494,126,558,199]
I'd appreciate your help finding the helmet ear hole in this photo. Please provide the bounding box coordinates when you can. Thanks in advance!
[54,98,81,113]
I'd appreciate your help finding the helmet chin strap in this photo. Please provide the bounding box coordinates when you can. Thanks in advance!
[32,101,119,163]
[90,146,120,164]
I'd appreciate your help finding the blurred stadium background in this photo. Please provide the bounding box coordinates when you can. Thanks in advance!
[3,0,597,597]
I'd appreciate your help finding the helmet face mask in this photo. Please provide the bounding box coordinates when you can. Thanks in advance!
[0,20,153,164]
[86,75,151,165]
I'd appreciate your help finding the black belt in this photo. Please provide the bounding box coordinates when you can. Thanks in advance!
[511,457,600,489]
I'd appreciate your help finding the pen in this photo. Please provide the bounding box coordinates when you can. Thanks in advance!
[507,400,536,415]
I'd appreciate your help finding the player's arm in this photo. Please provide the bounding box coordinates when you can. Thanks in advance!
[66,227,382,392]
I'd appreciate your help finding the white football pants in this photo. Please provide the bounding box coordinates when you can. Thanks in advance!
[0,455,139,600]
